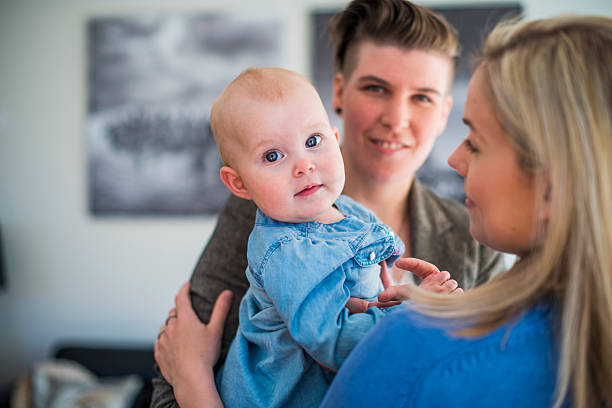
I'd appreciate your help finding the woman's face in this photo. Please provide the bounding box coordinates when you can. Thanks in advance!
[447,67,549,255]
[333,42,453,184]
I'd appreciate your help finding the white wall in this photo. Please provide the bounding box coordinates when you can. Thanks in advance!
[1,0,610,387]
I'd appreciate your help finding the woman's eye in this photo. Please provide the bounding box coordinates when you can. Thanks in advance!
[363,84,386,94]
[264,150,284,162]
[305,135,322,148]
[464,139,479,153]
[413,94,432,103]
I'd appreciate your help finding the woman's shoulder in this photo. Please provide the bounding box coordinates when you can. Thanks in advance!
[223,194,257,220]
[323,304,557,407]
[413,181,470,226]
[410,305,557,406]
[409,181,472,245]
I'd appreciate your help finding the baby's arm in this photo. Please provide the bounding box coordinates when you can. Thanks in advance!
[345,261,400,313]
[263,241,387,371]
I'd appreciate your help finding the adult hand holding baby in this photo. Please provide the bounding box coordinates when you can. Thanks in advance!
[155,283,232,408]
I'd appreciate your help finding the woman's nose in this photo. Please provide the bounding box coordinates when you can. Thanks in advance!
[293,158,315,177]
[447,145,467,177]
[380,97,410,131]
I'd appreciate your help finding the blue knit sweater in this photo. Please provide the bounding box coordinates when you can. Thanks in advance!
[321,303,561,407]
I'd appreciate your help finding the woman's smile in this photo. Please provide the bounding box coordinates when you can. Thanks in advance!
[368,137,411,153]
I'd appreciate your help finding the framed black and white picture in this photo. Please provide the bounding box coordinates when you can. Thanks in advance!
[87,13,282,215]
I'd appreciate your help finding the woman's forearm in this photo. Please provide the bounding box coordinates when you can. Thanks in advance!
[155,284,233,408]
[174,368,224,408]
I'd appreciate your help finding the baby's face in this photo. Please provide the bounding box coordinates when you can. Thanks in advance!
[231,83,345,223]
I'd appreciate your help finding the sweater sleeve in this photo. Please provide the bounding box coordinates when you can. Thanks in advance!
[150,195,256,408]
[320,308,422,408]
[262,237,387,371]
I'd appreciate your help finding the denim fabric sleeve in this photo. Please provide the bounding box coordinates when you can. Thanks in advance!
[262,236,386,370]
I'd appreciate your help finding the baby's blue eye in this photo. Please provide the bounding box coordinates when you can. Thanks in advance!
[264,150,284,162]
[306,135,322,148]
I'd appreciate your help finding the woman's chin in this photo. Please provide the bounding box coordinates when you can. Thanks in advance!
[367,163,419,185]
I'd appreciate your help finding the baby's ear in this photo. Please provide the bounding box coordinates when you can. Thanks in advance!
[219,166,251,200]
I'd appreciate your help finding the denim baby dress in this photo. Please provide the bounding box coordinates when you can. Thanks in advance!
[217,195,405,408]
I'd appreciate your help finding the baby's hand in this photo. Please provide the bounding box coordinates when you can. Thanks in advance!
[395,257,463,295]
[345,297,370,314]
[418,270,463,294]
[344,297,401,314]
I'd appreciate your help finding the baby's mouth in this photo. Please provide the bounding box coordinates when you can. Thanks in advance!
[296,184,322,196]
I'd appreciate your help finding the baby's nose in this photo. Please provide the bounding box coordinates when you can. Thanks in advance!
[293,158,315,177]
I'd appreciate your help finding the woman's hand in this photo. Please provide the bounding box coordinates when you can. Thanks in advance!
[154,282,232,408]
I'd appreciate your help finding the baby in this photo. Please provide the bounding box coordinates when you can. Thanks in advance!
[211,67,449,407]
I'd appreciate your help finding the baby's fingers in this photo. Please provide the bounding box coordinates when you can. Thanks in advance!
[379,261,394,289]
[378,284,413,302]
[368,300,403,309]
[395,258,440,280]
[442,279,458,292]
[419,271,450,288]
[346,297,370,314]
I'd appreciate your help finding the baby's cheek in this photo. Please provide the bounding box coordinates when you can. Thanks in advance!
[254,187,283,213]
[331,167,346,193]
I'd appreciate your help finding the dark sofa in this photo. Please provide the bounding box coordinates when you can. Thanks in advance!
[0,343,156,408]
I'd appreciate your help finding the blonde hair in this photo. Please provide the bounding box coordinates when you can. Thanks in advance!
[210,67,315,165]
[411,15,612,408]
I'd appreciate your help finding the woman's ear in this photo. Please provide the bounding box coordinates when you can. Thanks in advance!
[536,174,552,224]
[332,73,345,115]
[219,166,251,200]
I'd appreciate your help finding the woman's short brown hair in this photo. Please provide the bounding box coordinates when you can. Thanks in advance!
[329,0,460,77]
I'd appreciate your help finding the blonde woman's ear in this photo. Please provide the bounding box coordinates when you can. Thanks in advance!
[537,174,552,223]
[219,166,251,200]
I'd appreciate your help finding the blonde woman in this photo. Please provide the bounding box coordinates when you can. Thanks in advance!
[322,15,612,407]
